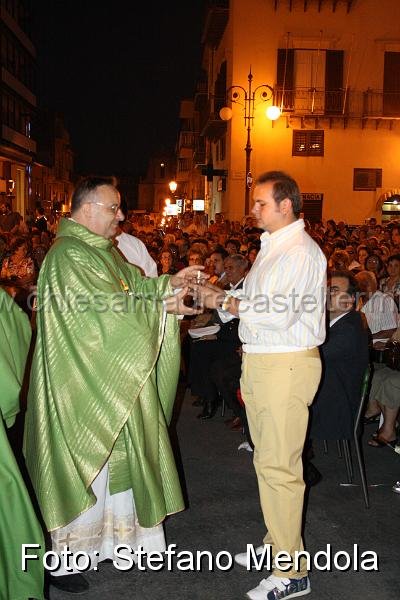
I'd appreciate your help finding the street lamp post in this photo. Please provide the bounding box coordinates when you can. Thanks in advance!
[168,180,177,196]
[220,68,281,215]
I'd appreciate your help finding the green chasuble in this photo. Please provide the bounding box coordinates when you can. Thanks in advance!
[0,288,45,600]
[24,218,184,532]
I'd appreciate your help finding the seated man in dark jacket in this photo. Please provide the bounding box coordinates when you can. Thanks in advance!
[189,254,247,419]
[311,270,369,442]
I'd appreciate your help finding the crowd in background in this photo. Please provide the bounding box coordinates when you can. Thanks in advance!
[1,199,400,465]
[2,201,400,320]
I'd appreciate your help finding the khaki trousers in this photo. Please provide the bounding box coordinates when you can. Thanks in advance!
[241,349,321,579]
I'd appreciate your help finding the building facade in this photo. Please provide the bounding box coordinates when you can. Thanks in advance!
[0,0,36,215]
[175,99,205,213]
[33,111,74,213]
[199,0,400,223]
[137,155,176,213]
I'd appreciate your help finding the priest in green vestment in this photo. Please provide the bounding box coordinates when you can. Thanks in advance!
[0,287,45,600]
[24,176,202,592]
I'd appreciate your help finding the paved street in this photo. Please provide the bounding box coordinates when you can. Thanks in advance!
[48,386,400,600]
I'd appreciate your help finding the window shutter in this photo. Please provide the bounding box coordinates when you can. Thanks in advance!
[353,168,382,191]
[383,52,400,116]
[292,131,308,155]
[325,50,344,114]
[292,131,324,157]
[307,131,324,156]
[276,48,294,110]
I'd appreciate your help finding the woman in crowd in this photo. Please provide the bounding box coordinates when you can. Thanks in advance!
[356,244,370,270]
[247,244,259,266]
[325,219,338,239]
[187,249,205,266]
[329,249,350,271]
[365,252,386,283]
[157,248,177,275]
[380,254,400,308]
[378,244,391,262]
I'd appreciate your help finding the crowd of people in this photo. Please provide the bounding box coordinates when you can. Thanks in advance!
[2,197,400,450]
[2,199,400,450]
[1,177,400,599]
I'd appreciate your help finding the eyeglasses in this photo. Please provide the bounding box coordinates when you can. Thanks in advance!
[90,201,121,214]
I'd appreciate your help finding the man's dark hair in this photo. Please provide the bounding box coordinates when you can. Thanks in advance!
[256,170,302,217]
[9,236,28,255]
[330,270,359,298]
[195,237,209,246]
[210,247,228,259]
[248,241,261,252]
[225,238,241,252]
[387,253,400,264]
[334,238,347,250]
[71,176,117,214]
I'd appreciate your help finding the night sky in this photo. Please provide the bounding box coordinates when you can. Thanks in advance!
[33,1,206,178]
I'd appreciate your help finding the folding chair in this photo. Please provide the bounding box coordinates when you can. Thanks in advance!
[323,367,371,508]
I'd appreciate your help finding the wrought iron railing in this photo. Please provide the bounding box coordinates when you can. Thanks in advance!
[198,96,227,138]
[193,137,206,165]
[274,88,400,118]
[179,131,195,148]
[363,90,400,118]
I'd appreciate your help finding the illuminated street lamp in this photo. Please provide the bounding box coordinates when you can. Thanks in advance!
[168,180,178,194]
[220,68,281,214]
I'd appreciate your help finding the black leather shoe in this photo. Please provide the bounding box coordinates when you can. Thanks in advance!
[50,573,89,594]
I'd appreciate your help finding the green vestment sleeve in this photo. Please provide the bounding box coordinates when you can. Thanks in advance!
[0,288,45,600]
[24,219,184,531]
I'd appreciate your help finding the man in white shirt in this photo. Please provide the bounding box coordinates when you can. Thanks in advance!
[199,171,326,600]
[354,270,398,347]
[354,269,398,424]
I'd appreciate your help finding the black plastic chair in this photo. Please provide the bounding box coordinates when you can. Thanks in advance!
[352,366,371,508]
[323,367,371,508]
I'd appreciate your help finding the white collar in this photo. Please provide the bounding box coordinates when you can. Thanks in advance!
[329,311,351,327]
[260,219,305,246]
[230,277,244,290]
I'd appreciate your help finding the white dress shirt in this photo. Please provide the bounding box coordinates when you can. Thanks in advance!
[116,232,158,278]
[233,219,327,353]
[360,290,398,336]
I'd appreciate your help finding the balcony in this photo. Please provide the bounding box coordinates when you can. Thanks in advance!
[275,88,400,120]
[179,131,195,148]
[194,81,208,111]
[271,0,355,12]
[193,137,206,166]
[363,90,400,119]
[178,157,192,175]
[2,125,36,154]
[199,97,227,140]
[276,88,346,115]
[201,1,229,48]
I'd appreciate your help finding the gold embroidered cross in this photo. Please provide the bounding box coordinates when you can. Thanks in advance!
[120,278,131,294]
